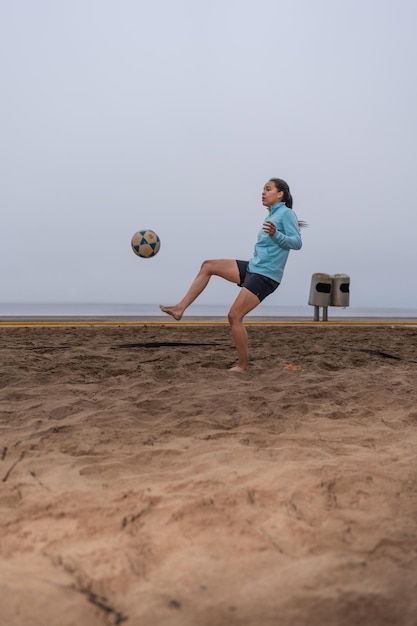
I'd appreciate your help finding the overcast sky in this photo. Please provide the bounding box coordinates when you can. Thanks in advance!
[1,0,416,311]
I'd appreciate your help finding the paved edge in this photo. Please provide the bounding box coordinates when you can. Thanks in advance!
[1,320,417,328]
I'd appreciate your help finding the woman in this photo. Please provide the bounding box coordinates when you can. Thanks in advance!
[160,178,304,372]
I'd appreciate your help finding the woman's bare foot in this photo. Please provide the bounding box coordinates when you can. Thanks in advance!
[159,305,183,321]
[228,365,248,373]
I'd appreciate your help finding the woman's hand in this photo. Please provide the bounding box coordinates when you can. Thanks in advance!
[262,220,277,236]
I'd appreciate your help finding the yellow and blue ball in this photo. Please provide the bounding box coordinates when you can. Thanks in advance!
[131,230,161,258]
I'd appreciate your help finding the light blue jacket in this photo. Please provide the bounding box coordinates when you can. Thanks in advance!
[248,202,302,283]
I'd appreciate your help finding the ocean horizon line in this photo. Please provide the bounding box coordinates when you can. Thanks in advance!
[1,302,417,319]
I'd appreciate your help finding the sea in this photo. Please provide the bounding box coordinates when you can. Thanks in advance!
[1,303,417,319]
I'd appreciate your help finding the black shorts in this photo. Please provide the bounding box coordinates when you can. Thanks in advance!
[236,260,280,302]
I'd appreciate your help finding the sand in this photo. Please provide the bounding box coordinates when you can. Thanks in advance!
[1,322,417,626]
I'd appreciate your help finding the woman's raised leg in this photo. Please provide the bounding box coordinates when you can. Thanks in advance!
[160,259,240,320]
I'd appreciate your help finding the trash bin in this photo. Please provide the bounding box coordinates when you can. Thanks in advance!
[308,273,332,308]
[330,274,350,307]
[308,273,333,321]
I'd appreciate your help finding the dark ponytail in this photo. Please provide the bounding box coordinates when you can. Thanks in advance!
[269,178,307,228]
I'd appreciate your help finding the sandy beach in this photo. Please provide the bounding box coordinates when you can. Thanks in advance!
[1,321,417,625]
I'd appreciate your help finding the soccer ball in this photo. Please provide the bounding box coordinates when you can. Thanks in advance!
[131,230,161,258]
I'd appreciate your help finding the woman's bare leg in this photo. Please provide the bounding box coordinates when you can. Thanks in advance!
[160,259,240,320]
[228,288,260,372]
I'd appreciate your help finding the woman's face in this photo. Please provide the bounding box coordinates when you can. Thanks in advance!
[261,181,284,207]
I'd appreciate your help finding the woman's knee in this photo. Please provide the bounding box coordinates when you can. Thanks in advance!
[200,259,215,274]
[200,259,230,278]
[228,308,243,326]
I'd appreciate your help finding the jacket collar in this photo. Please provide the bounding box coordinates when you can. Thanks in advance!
[269,201,286,214]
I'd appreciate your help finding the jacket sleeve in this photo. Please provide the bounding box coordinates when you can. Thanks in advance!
[272,210,302,250]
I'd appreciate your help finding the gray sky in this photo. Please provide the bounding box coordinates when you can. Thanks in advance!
[1,0,416,310]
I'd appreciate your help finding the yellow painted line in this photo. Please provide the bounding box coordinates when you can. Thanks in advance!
[0,320,416,328]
